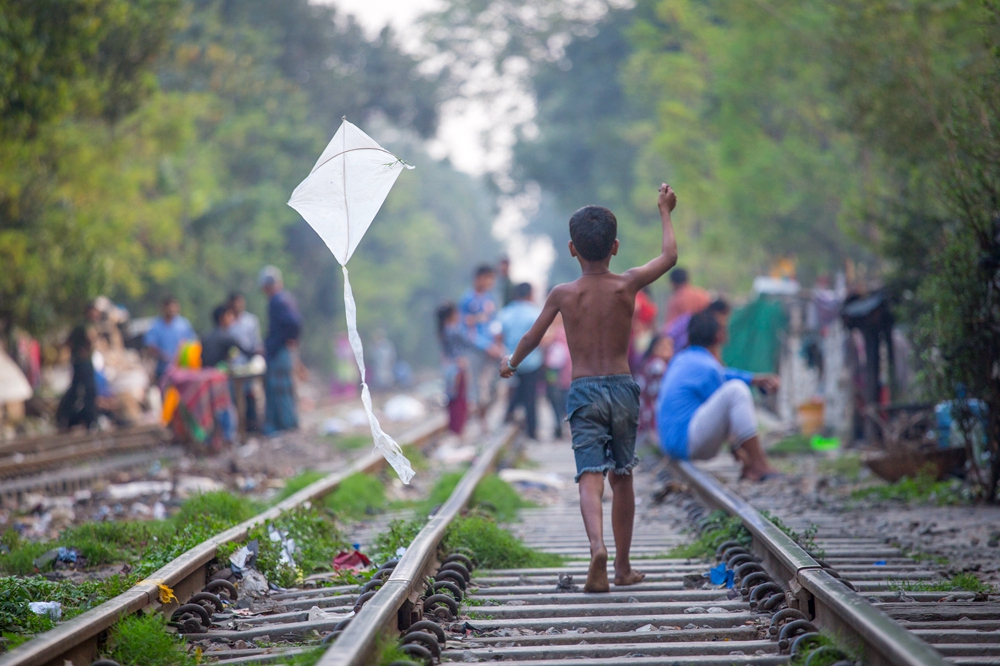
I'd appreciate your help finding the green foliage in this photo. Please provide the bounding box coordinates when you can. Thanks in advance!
[816,454,863,482]
[172,491,261,526]
[759,510,822,557]
[443,512,563,569]
[420,473,533,521]
[668,510,750,560]
[103,612,194,666]
[216,507,346,588]
[851,475,969,506]
[889,573,994,594]
[281,647,325,666]
[375,631,411,666]
[370,518,424,564]
[324,473,387,520]
[0,574,135,634]
[769,434,813,457]
[788,633,851,666]
[278,471,328,502]
[327,434,372,451]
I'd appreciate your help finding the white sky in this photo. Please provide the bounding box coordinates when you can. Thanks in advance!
[319,0,556,285]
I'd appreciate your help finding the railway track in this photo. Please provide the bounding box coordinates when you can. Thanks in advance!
[4,417,998,666]
[0,425,180,507]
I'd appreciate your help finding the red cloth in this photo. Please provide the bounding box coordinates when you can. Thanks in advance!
[448,368,468,434]
[333,550,372,570]
[666,284,711,325]
[163,368,234,445]
[633,291,657,327]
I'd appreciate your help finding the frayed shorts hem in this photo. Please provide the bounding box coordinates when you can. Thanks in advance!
[574,458,638,483]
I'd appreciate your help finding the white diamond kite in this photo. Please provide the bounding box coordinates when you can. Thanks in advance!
[288,118,415,483]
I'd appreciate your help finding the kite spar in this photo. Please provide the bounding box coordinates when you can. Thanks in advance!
[288,118,415,483]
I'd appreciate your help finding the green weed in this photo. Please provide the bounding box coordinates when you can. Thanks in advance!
[851,474,969,506]
[216,507,347,588]
[443,512,563,569]
[0,574,135,634]
[420,473,533,521]
[371,518,424,563]
[668,510,750,559]
[816,453,863,481]
[173,490,261,525]
[278,471,328,501]
[103,612,194,666]
[889,573,994,594]
[328,434,371,451]
[760,510,824,557]
[788,632,856,666]
[400,443,429,472]
[769,434,813,456]
[324,473,387,519]
[280,647,325,665]
[376,630,411,665]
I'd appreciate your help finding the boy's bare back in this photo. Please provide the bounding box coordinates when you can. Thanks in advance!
[549,274,636,379]
[500,183,677,379]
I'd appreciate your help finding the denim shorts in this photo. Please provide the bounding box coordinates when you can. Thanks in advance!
[566,374,640,482]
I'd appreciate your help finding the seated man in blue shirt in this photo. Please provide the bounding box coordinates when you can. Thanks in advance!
[657,310,779,481]
[497,282,544,439]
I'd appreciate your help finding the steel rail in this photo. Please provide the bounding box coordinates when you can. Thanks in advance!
[0,415,447,666]
[671,460,950,666]
[316,423,518,666]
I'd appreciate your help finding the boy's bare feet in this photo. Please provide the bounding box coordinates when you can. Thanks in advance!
[584,548,609,593]
[614,568,646,586]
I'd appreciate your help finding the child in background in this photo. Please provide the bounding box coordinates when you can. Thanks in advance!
[636,334,674,446]
[437,302,473,435]
[501,183,678,592]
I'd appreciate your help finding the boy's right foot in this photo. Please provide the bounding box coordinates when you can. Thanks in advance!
[584,548,610,593]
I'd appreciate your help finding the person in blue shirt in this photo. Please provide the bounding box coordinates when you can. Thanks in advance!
[497,282,544,439]
[458,264,503,417]
[259,265,303,434]
[657,309,780,481]
[144,296,197,381]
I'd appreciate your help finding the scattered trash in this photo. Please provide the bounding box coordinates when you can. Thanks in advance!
[130,502,152,517]
[307,606,354,622]
[498,469,566,491]
[874,560,887,566]
[683,573,708,589]
[268,525,297,568]
[684,606,707,614]
[433,443,476,464]
[175,476,224,497]
[237,568,269,599]
[383,395,426,422]
[555,573,578,592]
[106,481,172,501]
[153,501,167,520]
[332,550,371,571]
[229,540,260,574]
[28,602,61,621]
[707,606,728,614]
[708,563,735,588]
[238,439,260,458]
[321,418,348,436]
[346,409,368,428]
[33,547,77,570]
[158,584,177,604]
[634,624,654,632]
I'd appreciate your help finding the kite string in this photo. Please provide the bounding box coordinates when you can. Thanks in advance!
[341,265,415,484]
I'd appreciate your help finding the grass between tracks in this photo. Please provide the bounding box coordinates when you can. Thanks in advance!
[889,572,995,594]
[788,632,859,666]
[667,510,751,559]
[372,509,562,569]
[101,612,195,666]
[851,473,970,505]
[420,472,535,521]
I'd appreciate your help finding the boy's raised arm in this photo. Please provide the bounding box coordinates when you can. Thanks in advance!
[623,183,678,290]
[499,289,561,378]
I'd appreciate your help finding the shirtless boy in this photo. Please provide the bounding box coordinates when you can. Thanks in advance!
[500,183,678,593]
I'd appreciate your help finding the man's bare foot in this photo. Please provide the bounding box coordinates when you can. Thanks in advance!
[614,569,646,586]
[583,549,609,593]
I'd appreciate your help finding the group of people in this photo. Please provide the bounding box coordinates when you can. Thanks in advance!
[436,261,572,441]
[493,183,780,594]
[58,265,302,437]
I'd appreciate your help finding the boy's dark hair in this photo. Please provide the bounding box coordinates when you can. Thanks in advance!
[162,295,178,307]
[436,301,457,339]
[474,264,496,278]
[213,304,231,326]
[669,267,689,286]
[513,282,532,300]
[228,291,244,304]
[688,310,722,348]
[706,298,730,315]
[569,206,617,261]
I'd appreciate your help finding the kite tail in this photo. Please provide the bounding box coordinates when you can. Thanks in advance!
[342,265,415,484]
